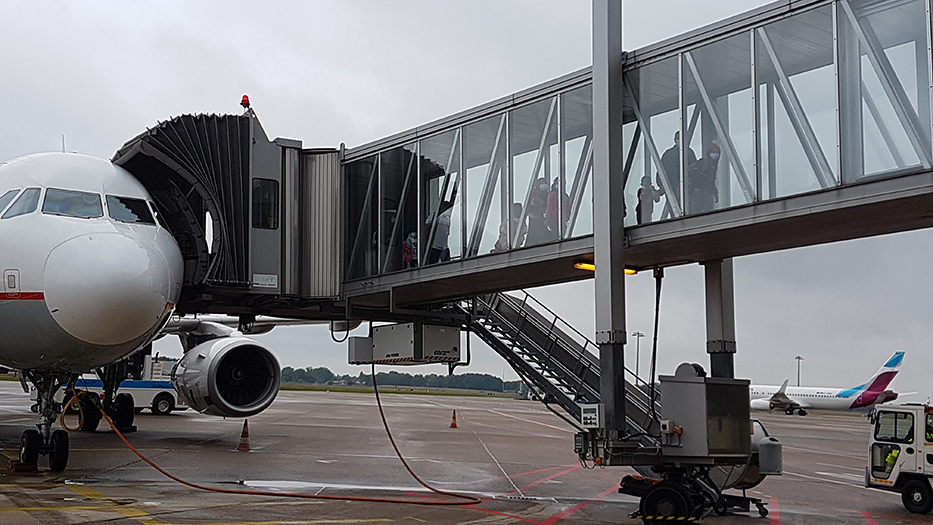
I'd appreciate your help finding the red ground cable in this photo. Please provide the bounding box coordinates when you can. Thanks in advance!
[99,381,481,506]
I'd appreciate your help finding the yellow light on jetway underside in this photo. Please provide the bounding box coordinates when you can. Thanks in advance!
[573,263,637,275]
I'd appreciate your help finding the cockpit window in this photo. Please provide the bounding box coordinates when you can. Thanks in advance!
[106,195,155,224]
[1,188,41,219]
[42,188,103,218]
[0,189,19,214]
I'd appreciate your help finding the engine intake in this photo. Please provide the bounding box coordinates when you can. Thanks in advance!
[172,336,280,417]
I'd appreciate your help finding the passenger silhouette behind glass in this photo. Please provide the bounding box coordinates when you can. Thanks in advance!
[425,199,454,265]
[636,175,662,225]
[545,178,570,238]
[659,131,696,215]
[524,179,550,246]
[492,203,526,252]
[402,231,418,268]
[688,143,720,215]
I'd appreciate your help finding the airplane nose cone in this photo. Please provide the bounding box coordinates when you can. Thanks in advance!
[44,233,175,346]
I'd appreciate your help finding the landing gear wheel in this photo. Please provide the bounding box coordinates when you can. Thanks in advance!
[113,393,135,429]
[151,393,174,416]
[78,392,101,432]
[19,429,41,465]
[902,479,933,514]
[48,430,69,472]
[640,481,694,524]
[797,409,808,416]
[785,408,795,415]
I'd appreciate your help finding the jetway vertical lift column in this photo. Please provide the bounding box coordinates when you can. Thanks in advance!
[589,3,773,520]
[592,0,629,446]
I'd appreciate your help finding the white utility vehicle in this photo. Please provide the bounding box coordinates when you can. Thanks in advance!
[866,404,933,513]
[31,355,187,415]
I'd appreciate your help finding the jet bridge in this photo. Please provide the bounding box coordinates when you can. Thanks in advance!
[113,112,343,319]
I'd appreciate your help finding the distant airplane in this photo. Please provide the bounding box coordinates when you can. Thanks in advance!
[749,351,904,416]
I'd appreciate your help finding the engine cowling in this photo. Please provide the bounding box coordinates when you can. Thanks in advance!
[172,336,280,417]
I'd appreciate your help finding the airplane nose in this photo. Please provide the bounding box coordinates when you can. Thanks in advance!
[44,232,175,346]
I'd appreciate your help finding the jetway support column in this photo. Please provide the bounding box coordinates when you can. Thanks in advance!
[592,0,627,437]
[703,259,736,378]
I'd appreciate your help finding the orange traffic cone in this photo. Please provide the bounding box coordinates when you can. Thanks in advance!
[449,410,458,428]
[238,419,250,452]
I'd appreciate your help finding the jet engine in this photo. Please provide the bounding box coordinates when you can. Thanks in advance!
[172,336,280,417]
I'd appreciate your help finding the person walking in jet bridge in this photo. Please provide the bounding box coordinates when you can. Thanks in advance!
[493,202,527,252]
[636,175,662,224]
[545,178,570,237]
[688,142,721,214]
[659,131,697,210]
[402,231,418,268]
[425,194,455,265]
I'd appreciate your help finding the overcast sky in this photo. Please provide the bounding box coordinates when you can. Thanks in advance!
[2,1,931,400]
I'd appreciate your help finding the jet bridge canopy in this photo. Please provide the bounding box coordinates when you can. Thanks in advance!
[113,112,342,316]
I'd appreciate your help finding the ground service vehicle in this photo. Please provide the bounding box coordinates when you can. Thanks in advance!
[866,404,933,513]
[32,355,187,416]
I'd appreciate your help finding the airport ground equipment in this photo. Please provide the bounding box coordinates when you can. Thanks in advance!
[468,291,778,521]
[865,404,933,513]
[38,355,189,415]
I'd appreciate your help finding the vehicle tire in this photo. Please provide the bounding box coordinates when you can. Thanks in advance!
[48,430,68,472]
[640,481,694,524]
[150,393,174,416]
[19,429,41,465]
[113,393,135,429]
[78,392,101,432]
[902,479,933,514]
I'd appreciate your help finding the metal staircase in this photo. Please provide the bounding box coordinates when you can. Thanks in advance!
[469,292,661,445]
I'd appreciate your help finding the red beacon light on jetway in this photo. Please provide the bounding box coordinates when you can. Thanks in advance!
[240,95,250,110]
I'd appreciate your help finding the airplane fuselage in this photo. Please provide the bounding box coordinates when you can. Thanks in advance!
[0,153,183,372]
[750,383,898,411]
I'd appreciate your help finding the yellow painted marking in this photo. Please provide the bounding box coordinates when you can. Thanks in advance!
[66,483,168,525]
[177,518,394,525]
[0,505,125,511]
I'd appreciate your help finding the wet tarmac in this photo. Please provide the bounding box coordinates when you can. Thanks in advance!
[0,382,929,524]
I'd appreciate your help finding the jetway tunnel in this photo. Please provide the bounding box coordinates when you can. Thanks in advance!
[112,112,342,317]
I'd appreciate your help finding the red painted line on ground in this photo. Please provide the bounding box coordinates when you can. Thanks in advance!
[541,482,620,525]
[447,464,575,487]
[499,465,582,497]
[0,292,44,300]
[770,497,780,525]
[861,511,881,525]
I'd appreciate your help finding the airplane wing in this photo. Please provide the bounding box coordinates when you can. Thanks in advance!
[767,379,806,410]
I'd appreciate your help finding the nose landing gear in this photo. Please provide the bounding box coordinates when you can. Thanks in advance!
[18,371,73,472]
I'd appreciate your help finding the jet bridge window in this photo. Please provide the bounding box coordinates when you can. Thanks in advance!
[874,410,914,444]
[106,195,155,225]
[251,178,278,229]
[42,188,103,218]
[0,189,20,215]
[1,188,40,219]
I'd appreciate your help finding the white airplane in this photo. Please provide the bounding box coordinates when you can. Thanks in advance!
[749,351,904,415]
[0,153,281,471]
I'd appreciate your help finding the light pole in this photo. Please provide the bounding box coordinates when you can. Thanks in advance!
[632,331,646,379]
[795,355,804,387]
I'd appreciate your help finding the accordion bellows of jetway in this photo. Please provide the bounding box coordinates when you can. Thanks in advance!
[112,112,341,316]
